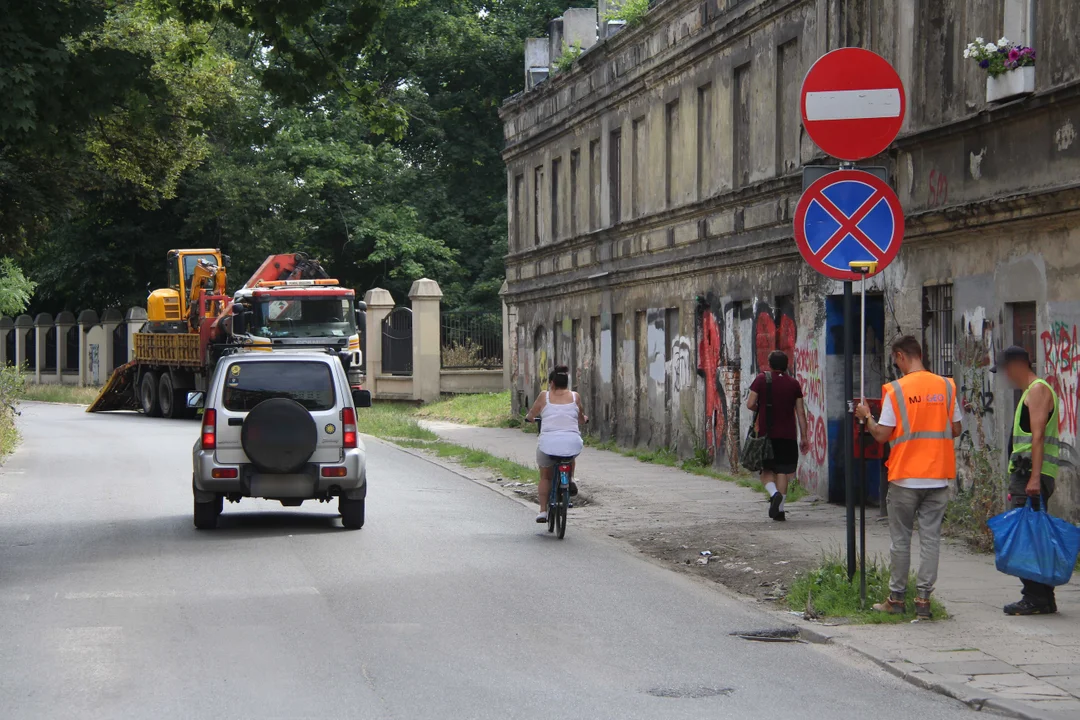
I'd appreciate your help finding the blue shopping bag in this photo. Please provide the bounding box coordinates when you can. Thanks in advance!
[987,498,1080,587]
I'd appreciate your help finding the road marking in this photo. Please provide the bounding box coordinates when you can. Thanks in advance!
[804,88,902,120]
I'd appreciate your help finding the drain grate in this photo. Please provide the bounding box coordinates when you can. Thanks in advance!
[646,686,735,699]
[730,627,801,642]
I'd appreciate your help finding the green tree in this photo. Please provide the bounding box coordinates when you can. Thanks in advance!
[0,260,36,317]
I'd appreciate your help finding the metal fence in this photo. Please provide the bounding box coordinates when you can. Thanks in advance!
[381,307,413,375]
[440,311,502,369]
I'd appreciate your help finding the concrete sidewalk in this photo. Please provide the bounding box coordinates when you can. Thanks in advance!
[420,420,1080,720]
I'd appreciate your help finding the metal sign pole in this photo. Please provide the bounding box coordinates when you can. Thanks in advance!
[849,262,876,607]
[843,280,856,582]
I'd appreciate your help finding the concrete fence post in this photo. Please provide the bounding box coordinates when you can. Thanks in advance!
[55,312,76,382]
[77,310,99,387]
[363,288,395,399]
[0,317,12,367]
[100,308,122,376]
[409,278,443,403]
[33,313,53,384]
[14,314,32,372]
[126,307,148,362]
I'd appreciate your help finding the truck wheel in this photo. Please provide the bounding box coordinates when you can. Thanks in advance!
[158,373,187,419]
[140,371,161,417]
[340,498,365,529]
[194,494,223,530]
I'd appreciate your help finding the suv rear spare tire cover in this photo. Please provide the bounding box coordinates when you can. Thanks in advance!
[241,398,318,474]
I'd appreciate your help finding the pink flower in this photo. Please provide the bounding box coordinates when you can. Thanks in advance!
[1008,48,1021,63]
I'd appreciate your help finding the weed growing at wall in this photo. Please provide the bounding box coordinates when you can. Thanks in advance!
[945,436,1003,552]
[602,0,650,27]
[552,41,583,74]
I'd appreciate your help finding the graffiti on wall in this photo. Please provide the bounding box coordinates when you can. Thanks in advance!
[670,335,693,393]
[1041,321,1080,445]
[955,308,998,449]
[696,294,740,469]
[795,336,827,491]
[752,298,797,372]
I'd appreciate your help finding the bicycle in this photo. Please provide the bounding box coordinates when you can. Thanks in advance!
[527,416,572,539]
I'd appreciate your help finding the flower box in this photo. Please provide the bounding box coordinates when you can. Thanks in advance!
[987,66,1035,103]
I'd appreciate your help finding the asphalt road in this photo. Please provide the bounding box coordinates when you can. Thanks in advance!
[0,403,981,720]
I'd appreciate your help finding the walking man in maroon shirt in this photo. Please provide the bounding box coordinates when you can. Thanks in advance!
[746,351,811,521]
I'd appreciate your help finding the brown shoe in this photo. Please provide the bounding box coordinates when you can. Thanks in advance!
[872,595,906,615]
[915,597,933,620]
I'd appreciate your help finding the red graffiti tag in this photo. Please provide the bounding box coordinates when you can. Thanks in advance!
[1042,323,1080,439]
[698,308,725,461]
[754,311,796,371]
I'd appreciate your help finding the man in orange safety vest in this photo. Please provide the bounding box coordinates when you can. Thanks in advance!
[856,335,962,620]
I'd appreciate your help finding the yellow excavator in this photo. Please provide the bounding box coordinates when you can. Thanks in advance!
[145,249,229,334]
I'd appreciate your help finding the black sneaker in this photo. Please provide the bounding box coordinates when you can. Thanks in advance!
[569,481,578,497]
[775,511,786,522]
[1004,598,1057,616]
[769,492,782,519]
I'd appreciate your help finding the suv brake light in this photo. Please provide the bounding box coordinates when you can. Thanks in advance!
[342,407,357,448]
[202,409,217,450]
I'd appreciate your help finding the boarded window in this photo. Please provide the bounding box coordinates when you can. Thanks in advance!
[696,83,713,199]
[550,157,561,242]
[513,173,524,251]
[570,149,580,237]
[776,39,800,174]
[632,116,645,217]
[533,165,544,246]
[665,98,680,207]
[733,63,751,188]
[589,139,600,230]
[609,130,622,224]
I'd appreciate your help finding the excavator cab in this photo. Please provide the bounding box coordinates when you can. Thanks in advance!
[147,249,226,333]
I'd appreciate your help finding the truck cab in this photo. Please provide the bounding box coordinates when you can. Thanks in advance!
[232,280,363,385]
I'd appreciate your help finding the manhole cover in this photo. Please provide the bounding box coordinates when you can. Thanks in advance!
[730,627,801,642]
[646,686,735,699]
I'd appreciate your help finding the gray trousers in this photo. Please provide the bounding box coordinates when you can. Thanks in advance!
[886,484,950,597]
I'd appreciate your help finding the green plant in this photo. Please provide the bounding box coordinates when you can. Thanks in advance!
[552,40,584,73]
[787,553,948,624]
[0,259,36,317]
[946,434,1004,551]
[602,0,651,27]
[0,366,26,457]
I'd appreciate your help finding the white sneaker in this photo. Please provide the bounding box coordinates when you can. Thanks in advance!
[535,511,548,523]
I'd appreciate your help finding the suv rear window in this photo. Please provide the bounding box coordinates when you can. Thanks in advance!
[222,361,335,412]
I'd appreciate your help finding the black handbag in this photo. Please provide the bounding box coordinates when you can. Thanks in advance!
[740,372,774,472]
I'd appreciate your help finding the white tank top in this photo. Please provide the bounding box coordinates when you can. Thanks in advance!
[538,392,584,457]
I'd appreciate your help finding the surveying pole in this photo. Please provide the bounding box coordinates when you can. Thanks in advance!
[849,261,876,608]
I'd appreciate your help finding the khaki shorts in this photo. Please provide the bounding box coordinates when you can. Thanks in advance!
[536,449,577,468]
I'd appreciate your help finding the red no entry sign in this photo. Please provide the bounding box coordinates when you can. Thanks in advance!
[800,48,906,161]
[793,170,904,281]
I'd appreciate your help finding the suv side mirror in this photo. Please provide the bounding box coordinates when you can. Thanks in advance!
[352,389,372,408]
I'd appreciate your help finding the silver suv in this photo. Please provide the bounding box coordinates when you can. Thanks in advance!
[191,350,371,530]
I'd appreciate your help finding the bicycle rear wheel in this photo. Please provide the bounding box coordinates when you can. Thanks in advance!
[555,488,568,539]
[547,495,556,533]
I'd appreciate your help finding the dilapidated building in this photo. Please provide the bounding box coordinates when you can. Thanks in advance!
[499,0,1080,520]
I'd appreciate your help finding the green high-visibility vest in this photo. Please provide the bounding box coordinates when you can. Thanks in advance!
[1010,377,1060,479]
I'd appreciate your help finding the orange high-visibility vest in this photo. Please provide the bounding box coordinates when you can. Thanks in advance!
[882,371,958,482]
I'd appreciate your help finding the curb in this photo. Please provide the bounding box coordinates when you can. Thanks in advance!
[798,624,1069,720]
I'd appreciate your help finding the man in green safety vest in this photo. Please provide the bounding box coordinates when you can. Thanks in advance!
[993,345,1061,615]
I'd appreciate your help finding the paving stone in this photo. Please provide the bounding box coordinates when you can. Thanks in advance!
[1018,663,1080,678]
[1046,675,1080,695]
[921,660,1019,676]
[900,649,995,665]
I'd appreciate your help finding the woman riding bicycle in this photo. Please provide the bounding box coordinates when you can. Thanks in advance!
[525,365,588,524]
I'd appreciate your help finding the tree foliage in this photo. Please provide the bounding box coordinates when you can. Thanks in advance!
[9,0,575,314]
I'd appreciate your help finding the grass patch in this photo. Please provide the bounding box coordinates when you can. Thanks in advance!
[399,440,538,484]
[355,402,435,441]
[17,383,102,405]
[415,391,515,428]
[787,554,948,624]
